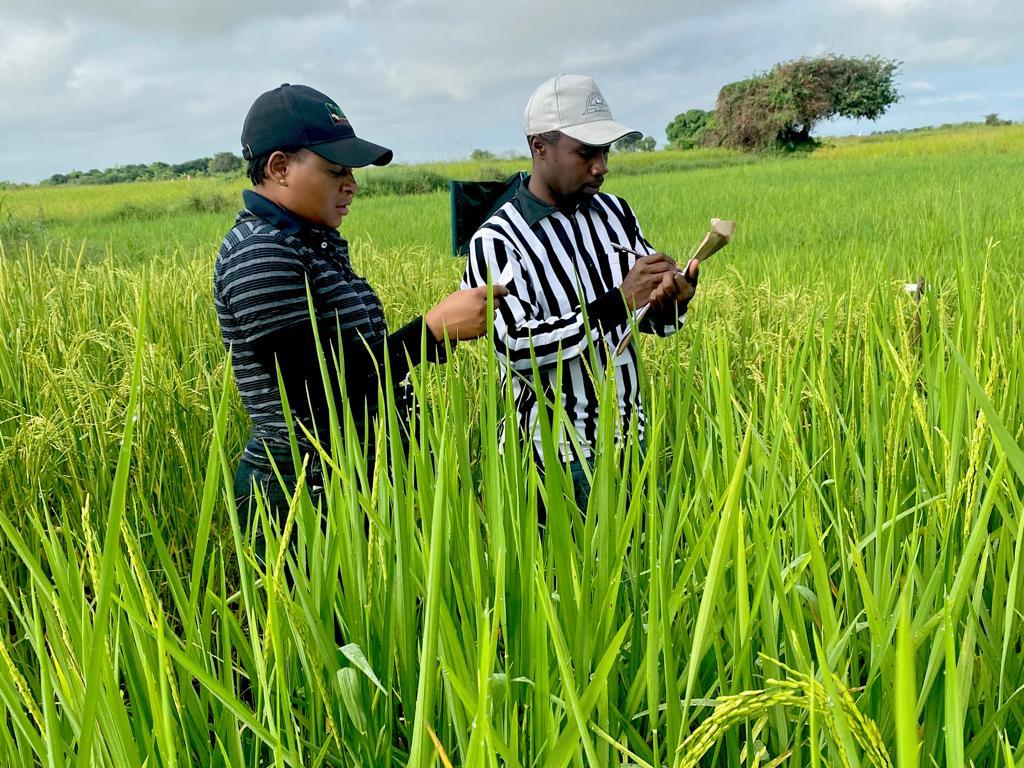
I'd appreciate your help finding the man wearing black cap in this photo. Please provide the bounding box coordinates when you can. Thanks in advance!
[215,83,505,525]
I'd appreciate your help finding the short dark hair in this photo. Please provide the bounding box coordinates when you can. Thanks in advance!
[526,130,561,155]
[247,152,273,185]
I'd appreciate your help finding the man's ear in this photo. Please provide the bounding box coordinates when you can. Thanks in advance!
[529,136,546,160]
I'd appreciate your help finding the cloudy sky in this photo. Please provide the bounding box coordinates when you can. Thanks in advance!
[1,0,1021,183]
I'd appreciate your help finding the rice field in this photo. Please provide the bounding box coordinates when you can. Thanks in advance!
[1,127,1023,766]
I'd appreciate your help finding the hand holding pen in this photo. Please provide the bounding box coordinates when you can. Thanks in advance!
[611,218,734,355]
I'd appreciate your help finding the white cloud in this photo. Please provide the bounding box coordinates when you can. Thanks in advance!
[0,22,75,89]
[915,92,983,105]
[844,0,928,15]
[384,63,479,102]
[901,34,1010,65]
[9,0,346,37]
[1,0,1023,182]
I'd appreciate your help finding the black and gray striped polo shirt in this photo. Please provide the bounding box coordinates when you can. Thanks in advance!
[461,180,687,462]
[214,190,388,467]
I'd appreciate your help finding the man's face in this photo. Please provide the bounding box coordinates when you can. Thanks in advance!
[536,135,610,207]
[280,149,358,229]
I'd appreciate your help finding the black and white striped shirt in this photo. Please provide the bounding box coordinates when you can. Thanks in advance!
[461,180,686,462]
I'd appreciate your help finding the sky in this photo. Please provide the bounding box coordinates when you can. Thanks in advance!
[1,0,1021,183]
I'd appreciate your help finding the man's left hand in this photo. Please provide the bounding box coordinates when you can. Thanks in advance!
[649,257,699,306]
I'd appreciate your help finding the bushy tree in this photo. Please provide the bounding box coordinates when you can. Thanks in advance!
[714,55,901,151]
[614,135,639,152]
[172,158,211,176]
[613,134,656,152]
[149,161,172,179]
[666,109,714,149]
[984,113,1012,126]
[208,152,243,174]
[470,148,496,161]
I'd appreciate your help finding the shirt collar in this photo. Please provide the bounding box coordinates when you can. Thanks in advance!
[515,176,594,227]
[241,189,341,244]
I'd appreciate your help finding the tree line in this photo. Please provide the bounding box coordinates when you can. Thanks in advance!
[42,152,243,186]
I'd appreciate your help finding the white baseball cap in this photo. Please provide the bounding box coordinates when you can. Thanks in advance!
[523,74,642,147]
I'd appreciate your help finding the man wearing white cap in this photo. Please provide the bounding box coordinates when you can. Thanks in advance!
[461,74,700,510]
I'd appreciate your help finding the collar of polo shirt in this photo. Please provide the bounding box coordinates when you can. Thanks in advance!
[515,175,595,227]
[242,189,341,241]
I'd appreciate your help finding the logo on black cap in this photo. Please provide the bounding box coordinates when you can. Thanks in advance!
[325,103,349,127]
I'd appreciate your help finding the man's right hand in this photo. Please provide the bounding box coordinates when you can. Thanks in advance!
[425,285,510,341]
[618,254,676,309]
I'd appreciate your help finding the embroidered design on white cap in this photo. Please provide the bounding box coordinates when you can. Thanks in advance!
[582,92,609,116]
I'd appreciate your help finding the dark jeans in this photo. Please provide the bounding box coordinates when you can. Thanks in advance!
[233,444,325,564]
[554,438,648,516]
[567,457,593,511]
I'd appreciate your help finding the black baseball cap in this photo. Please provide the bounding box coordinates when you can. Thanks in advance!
[241,84,393,167]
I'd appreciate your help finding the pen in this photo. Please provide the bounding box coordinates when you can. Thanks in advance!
[610,242,644,258]
[610,242,683,355]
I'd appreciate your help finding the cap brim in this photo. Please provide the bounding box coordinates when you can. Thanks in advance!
[310,136,393,167]
[560,120,642,147]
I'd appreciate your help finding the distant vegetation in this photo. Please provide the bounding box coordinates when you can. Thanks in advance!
[985,112,1013,126]
[849,115,1017,139]
[613,134,657,152]
[41,151,244,186]
[718,54,902,150]
[666,109,715,150]
[13,105,1018,192]
[668,54,902,151]
[813,122,1024,160]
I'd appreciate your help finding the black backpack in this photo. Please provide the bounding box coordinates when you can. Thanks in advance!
[448,172,526,256]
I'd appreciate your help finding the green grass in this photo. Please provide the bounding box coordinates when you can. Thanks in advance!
[815,123,1024,159]
[0,126,1023,766]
